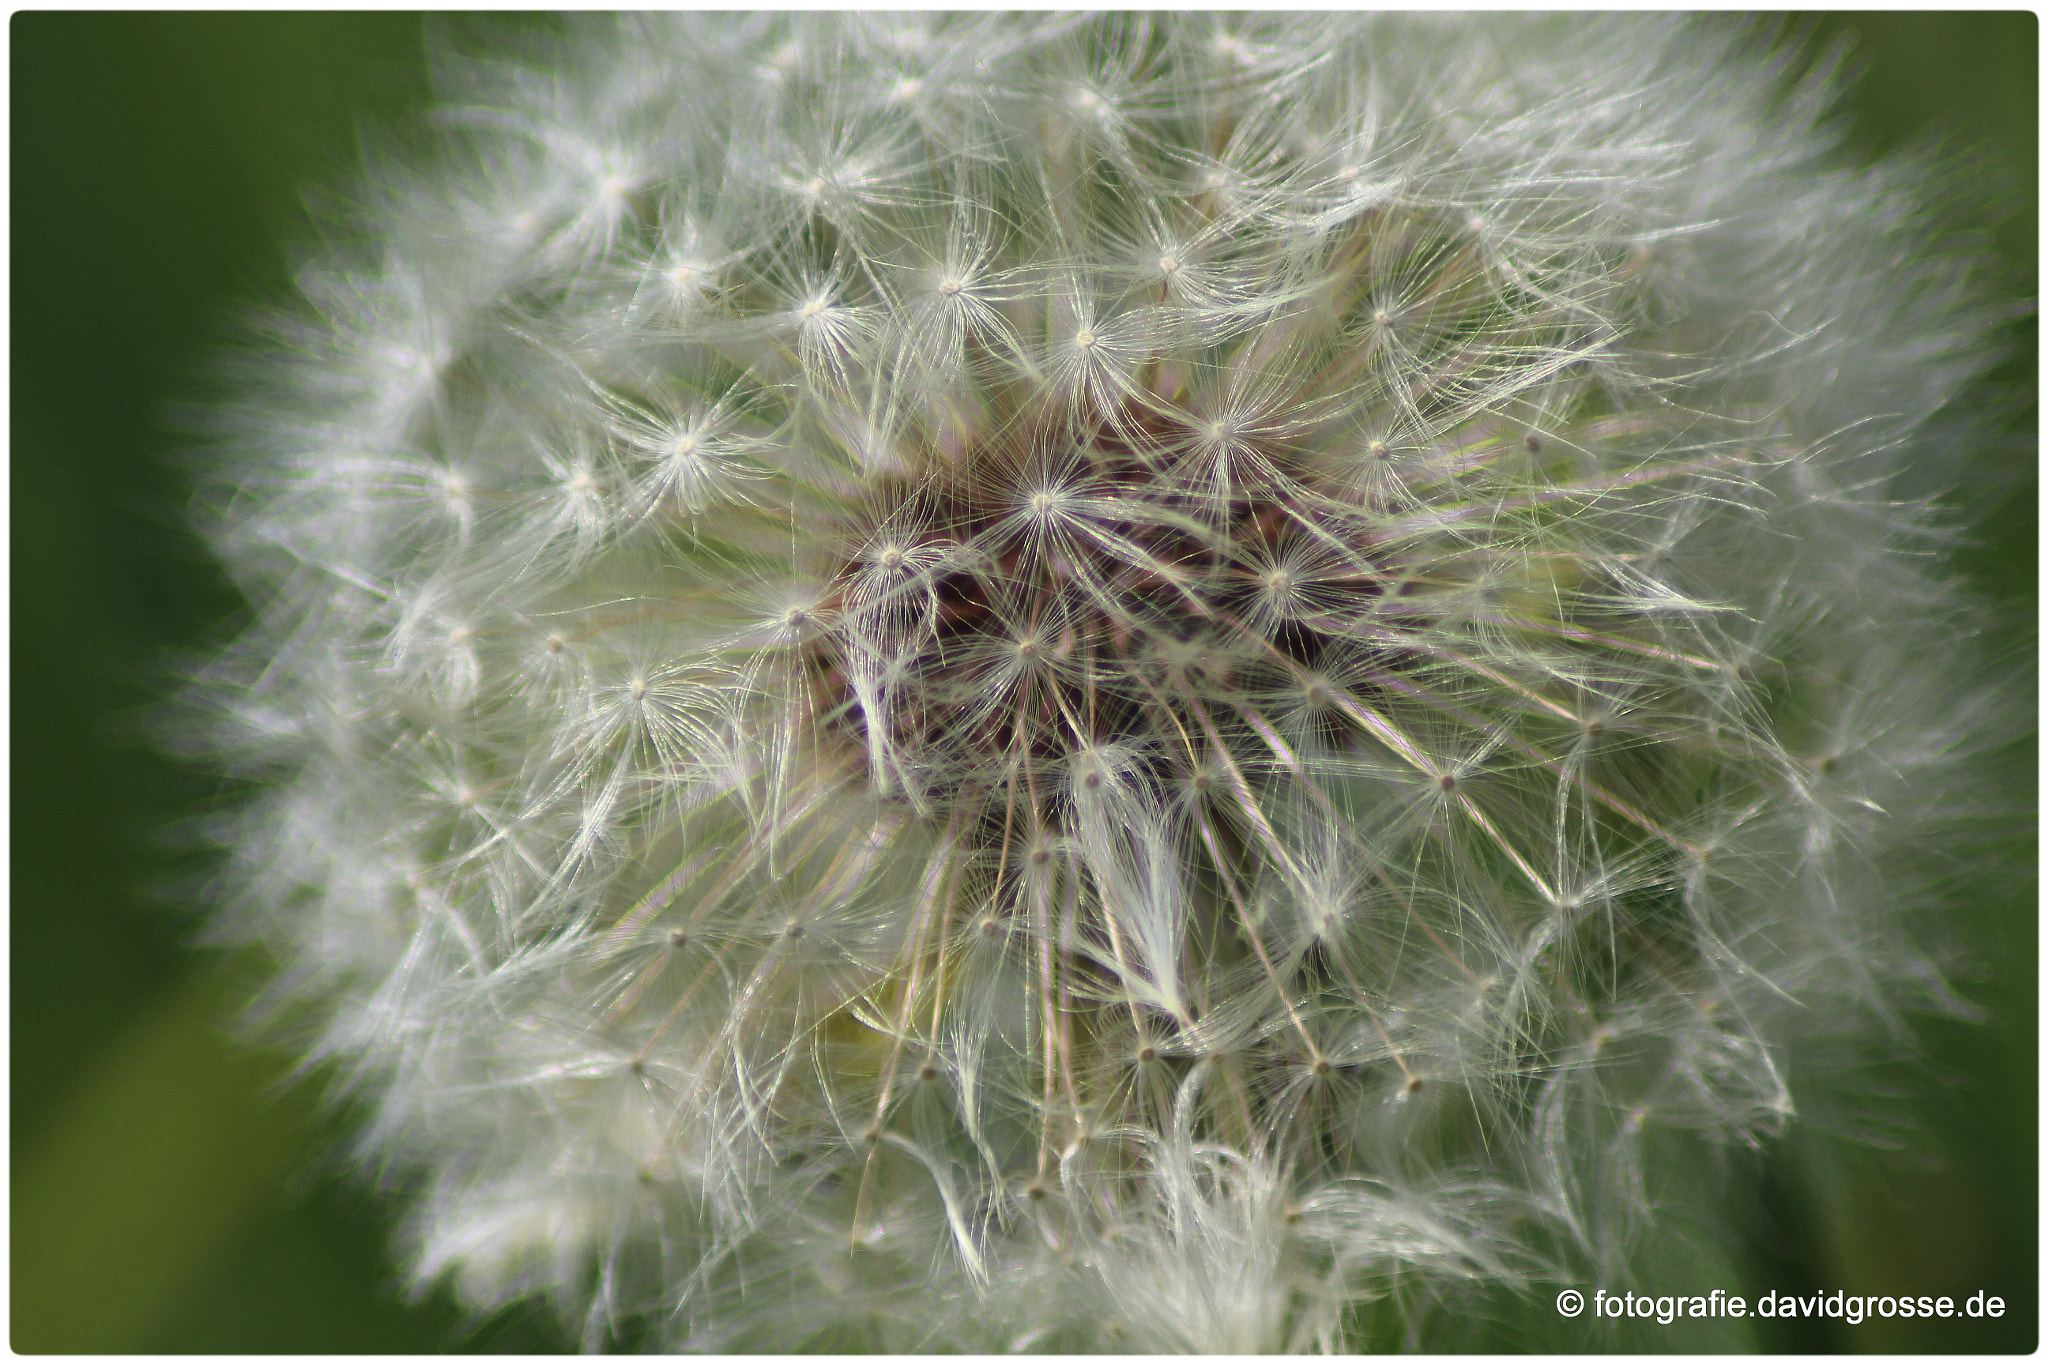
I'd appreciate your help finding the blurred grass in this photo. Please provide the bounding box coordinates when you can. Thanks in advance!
[15,966,315,1352]
[10,13,2033,1353]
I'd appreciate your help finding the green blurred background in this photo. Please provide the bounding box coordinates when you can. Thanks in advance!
[10,13,2034,1353]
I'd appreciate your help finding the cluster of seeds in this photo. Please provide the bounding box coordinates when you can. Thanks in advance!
[192,15,2003,1351]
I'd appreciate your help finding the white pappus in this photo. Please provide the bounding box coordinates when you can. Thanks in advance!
[183,14,2019,1353]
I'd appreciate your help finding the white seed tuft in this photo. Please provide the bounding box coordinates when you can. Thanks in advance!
[184,14,2015,1355]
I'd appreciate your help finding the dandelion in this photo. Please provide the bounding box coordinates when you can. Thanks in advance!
[187,15,2016,1352]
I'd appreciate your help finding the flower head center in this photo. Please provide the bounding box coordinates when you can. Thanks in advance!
[803,405,1392,816]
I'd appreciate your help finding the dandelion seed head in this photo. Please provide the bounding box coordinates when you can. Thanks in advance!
[185,13,2014,1354]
